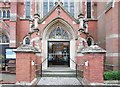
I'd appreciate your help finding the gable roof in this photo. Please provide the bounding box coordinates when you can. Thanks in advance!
[39,3,79,24]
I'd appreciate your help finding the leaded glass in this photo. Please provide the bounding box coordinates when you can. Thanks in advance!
[49,27,69,40]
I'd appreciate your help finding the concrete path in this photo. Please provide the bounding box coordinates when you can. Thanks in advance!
[37,77,81,85]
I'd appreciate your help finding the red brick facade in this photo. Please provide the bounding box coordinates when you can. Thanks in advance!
[0,0,119,84]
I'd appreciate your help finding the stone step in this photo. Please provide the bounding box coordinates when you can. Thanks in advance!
[42,72,76,77]
[42,67,76,77]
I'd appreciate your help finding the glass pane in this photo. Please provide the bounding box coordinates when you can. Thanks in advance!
[64,0,68,10]
[49,1,54,10]
[87,0,91,18]
[26,1,30,18]
[3,11,6,18]
[43,1,48,16]
[25,38,30,44]
[7,10,10,18]
[0,10,1,18]
[49,27,69,39]
[48,42,69,66]
[70,2,74,16]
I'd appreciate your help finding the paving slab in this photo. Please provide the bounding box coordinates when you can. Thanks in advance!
[37,77,81,85]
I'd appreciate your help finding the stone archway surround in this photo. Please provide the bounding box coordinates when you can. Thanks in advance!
[41,18,76,70]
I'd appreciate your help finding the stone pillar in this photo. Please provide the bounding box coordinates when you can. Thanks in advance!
[14,45,40,84]
[81,45,106,84]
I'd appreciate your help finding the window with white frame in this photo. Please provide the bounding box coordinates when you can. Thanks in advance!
[23,36,30,45]
[86,0,92,18]
[7,10,10,18]
[0,9,10,19]
[25,0,31,18]
[87,37,94,46]
[3,10,6,18]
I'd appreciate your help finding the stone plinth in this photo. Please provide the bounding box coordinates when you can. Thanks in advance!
[81,45,106,84]
[14,45,40,83]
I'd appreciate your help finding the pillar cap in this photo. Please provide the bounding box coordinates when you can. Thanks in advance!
[81,45,106,54]
[13,45,40,53]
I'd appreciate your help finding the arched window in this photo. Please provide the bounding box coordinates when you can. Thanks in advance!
[25,0,30,18]
[23,37,30,45]
[7,10,10,18]
[3,10,6,18]
[0,10,2,18]
[2,34,9,43]
[49,27,69,40]
[87,37,94,46]
[25,37,30,45]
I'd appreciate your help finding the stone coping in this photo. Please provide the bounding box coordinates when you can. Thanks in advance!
[81,45,106,54]
[13,45,41,53]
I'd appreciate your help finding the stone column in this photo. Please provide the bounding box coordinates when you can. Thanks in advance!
[81,45,106,84]
[14,45,40,84]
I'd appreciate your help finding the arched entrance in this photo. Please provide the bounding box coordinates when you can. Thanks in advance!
[42,18,76,69]
[48,26,70,67]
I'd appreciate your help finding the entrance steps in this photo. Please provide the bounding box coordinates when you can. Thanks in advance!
[42,67,76,77]
[37,67,81,85]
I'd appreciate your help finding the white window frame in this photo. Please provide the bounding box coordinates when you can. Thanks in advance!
[23,36,31,45]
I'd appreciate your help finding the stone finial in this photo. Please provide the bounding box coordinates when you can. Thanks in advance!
[81,45,106,54]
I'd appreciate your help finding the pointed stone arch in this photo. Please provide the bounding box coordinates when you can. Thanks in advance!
[42,17,76,40]
[41,17,76,69]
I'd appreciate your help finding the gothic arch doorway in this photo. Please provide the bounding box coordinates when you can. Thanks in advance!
[48,26,70,67]
[42,19,76,69]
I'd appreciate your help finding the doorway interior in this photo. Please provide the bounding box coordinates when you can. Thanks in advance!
[48,41,70,67]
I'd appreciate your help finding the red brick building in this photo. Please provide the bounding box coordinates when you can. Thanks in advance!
[0,0,119,75]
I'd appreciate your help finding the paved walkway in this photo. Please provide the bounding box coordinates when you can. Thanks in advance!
[37,77,81,85]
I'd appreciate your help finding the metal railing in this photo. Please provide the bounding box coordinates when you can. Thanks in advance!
[35,58,48,77]
[70,58,84,78]
[35,57,84,78]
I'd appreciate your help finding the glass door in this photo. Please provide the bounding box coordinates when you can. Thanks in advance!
[48,41,70,67]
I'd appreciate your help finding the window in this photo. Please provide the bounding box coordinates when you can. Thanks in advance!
[49,27,69,40]
[43,0,48,16]
[87,0,91,18]
[3,10,6,18]
[87,37,94,46]
[49,1,54,10]
[25,0,31,18]
[64,0,68,10]
[25,37,30,45]
[0,10,1,18]
[1,34,9,43]
[23,37,30,45]
[70,0,74,16]
[7,10,10,18]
